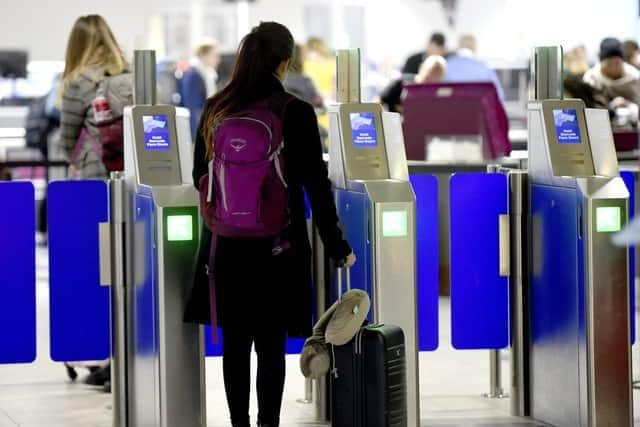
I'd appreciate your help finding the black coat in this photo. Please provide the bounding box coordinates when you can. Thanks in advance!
[184,77,351,337]
[402,52,425,75]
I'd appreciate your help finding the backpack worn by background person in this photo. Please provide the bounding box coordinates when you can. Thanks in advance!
[74,73,133,172]
[25,95,59,157]
[199,94,294,247]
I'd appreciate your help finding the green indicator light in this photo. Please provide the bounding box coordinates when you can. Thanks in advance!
[167,215,193,241]
[596,207,621,233]
[382,210,408,237]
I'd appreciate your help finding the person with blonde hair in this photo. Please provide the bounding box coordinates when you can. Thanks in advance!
[56,14,131,179]
[180,37,221,139]
[304,37,334,100]
[565,45,590,76]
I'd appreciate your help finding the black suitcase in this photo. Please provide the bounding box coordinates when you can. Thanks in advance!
[331,323,408,427]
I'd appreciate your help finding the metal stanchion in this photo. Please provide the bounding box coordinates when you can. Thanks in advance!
[108,171,128,426]
[509,171,528,416]
[484,349,508,399]
[483,164,509,401]
[297,378,314,404]
[313,226,329,421]
[297,219,316,406]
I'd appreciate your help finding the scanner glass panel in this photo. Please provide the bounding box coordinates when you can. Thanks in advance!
[596,206,622,233]
[166,214,194,241]
[382,210,408,237]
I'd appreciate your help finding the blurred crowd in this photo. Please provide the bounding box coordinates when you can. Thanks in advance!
[564,38,640,129]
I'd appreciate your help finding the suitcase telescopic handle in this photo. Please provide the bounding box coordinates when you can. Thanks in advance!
[337,266,351,299]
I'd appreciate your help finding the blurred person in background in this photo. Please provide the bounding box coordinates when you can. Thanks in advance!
[56,14,131,179]
[563,45,598,108]
[564,45,590,77]
[622,39,640,68]
[402,32,447,75]
[584,37,640,126]
[24,74,62,239]
[443,34,505,100]
[380,55,447,113]
[284,44,323,108]
[180,38,221,139]
[56,13,132,390]
[304,37,334,100]
[303,37,334,148]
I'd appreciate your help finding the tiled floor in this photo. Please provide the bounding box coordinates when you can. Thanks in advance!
[0,247,637,426]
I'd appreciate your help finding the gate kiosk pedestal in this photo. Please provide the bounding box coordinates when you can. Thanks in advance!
[329,102,420,426]
[123,104,205,427]
[528,99,632,426]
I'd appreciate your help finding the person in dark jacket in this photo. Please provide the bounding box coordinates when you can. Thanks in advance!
[180,38,220,140]
[187,22,355,427]
[402,31,447,74]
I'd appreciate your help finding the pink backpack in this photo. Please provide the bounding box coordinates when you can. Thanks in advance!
[199,96,293,239]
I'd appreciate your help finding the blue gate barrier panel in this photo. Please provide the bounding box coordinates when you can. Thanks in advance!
[450,173,509,349]
[621,170,636,344]
[48,180,110,362]
[530,184,581,364]
[409,174,439,351]
[335,189,372,320]
[133,194,158,358]
[0,182,36,363]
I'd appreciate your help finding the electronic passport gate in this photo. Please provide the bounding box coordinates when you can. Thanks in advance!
[328,93,420,424]
[528,94,633,424]
[122,51,205,427]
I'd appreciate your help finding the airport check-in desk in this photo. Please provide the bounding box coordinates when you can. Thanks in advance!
[123,105,205,427]
[528,99,632,426]
[328,103,420,426]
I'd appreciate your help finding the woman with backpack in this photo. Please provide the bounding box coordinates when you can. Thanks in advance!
[56,14,131,179]
[55,14,131,388]
[188,22,356,427]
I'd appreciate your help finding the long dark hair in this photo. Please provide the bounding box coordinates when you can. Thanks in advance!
[200,21,294,159]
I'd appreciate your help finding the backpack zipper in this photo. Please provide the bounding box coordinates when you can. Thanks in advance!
[207,160,214,203]
[270,140,287,188]
[219,154,229,211]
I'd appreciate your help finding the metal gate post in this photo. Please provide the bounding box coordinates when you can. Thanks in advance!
[108,171,128,427]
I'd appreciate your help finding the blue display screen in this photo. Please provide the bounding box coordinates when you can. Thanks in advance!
[143,114,170,151]
[350,112,378,148]
[553,109,581,144]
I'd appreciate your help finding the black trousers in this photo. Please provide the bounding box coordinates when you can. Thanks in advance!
[214,236,291,426]
[222,325,287,427]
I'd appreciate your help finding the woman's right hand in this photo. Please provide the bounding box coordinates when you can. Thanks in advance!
[343,252,356,268]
